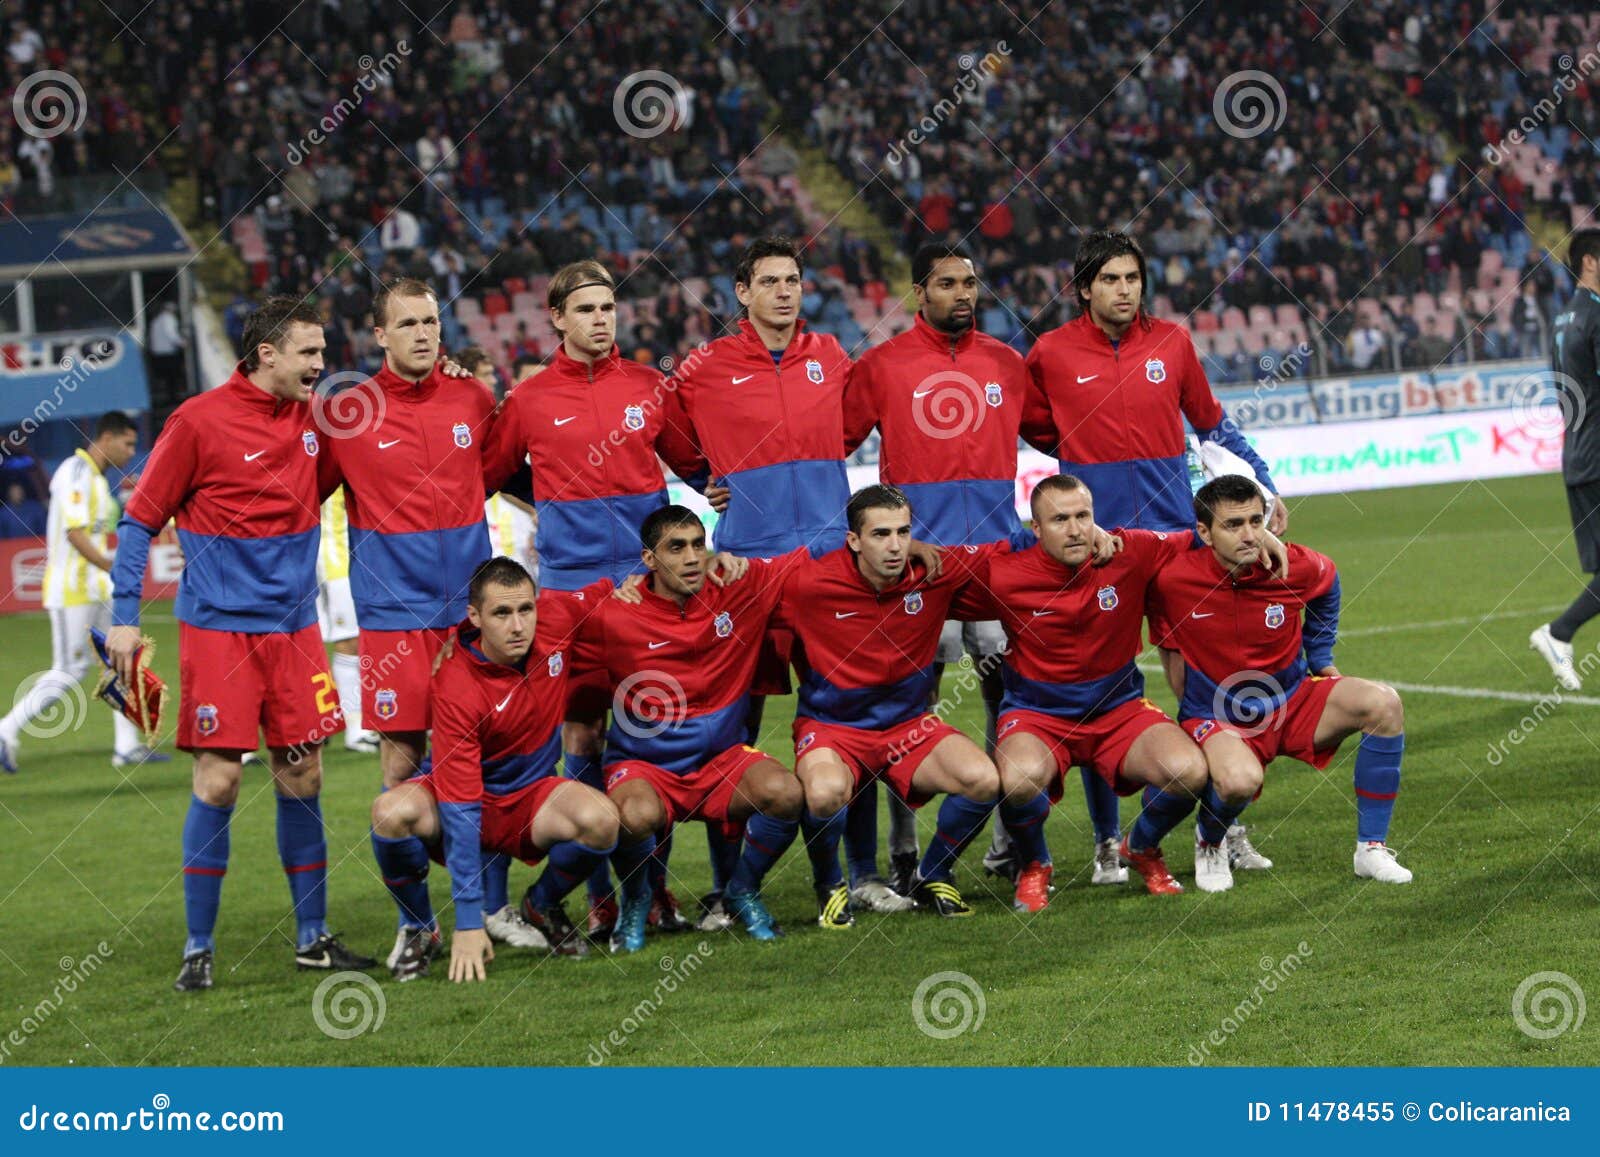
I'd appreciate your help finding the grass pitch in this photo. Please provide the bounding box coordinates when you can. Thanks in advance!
[1,474,1597,1067]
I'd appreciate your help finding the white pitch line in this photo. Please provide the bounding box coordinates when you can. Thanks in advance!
[1339,604,1566,639]
[1381,680,1600,707]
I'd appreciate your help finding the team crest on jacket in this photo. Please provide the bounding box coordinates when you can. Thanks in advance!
[195,704,219,736]
[452,421,472,448]
[1265,603,1285,629]
[903,591,924,615]
[714,611,733,638]
[374,689,398,720]
[623,404,646,432]
[548,650,564,677]
[1097,584,1119,611]
[805,358,824,383]
[302,429,319,456]
[984,381,1003,407]
[1145,358,1166,383]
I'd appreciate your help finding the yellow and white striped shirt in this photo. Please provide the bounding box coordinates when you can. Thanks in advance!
[318,488,351,583]
[43,449,115,609]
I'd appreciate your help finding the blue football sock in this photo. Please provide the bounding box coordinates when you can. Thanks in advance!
[275,794,327,951]
[728,814,799,895]
[371,831,434,930]
[705,824,742,893]
[1081,768,1122,843]
[999,792,1052,866]
[611,834,657,905]
[182,796,231,956]
[1196,784,1248,846]
[801,809,847,891]
[1354,732,1403,843]
[1130,785,1200,852]
[918,794,995,883]
[566,751,614,901]
[480,852,511,915]
[531,838,617,909]
[844,778,881,887]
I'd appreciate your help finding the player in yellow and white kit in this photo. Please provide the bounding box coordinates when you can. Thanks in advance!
[318,487,380,753]
[0,413,169,772]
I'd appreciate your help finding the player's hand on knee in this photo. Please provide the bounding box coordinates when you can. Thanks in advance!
[708,551,748,586]
[1089,524,1122,566]
[449,928,494,983]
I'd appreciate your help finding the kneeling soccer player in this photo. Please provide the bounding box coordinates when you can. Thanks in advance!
[369,557,620,979]
[1151,475,1413,890]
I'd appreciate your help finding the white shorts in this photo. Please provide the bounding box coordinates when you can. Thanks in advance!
[43,601,110,681]
[937,618,1007,664]
[317,576,359,643]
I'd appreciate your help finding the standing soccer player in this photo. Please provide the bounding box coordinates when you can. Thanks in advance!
[1020,229,1284,880]
[483,260,708,937]
[105,297,373,991]
[370,557,621,978]
[0,412,169,771]
[844,243,1055,900]
[1151,476,1413,890]
[1531,229,1600,689]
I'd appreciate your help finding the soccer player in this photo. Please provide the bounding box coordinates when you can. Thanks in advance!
[104,297,373,991]
[957,476,1278,905]
[315,487,380,754]
[370,557,620,978]
[0,412,169,771]
[786,485,1018,921]
[1531,229,1600,689]
[1020,229,1285,880]
[844,242,1055,900]
[1151,475,1413,890]
[482,259,710,938]
[318,277,548,951]
[591,506,803,951]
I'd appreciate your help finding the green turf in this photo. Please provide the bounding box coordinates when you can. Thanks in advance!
[1,473,1597,1067]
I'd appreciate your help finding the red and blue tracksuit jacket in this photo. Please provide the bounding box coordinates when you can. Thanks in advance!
[784,543,1005,731]
[483,346,707,590]
[317,363,497,631]
[577,553,800,772]
[1149,542,1341,724]
[954,530,1191,719]
[1023,312,1276,531]
[664,319,853,555]
[845,312,1052,548]
[112,370,322,632]
[430,584,608,929]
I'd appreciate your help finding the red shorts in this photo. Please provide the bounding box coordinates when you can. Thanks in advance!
[604,744,772,829]
[1182,675,1342,770]
[793,714,960,808]
[360,628,450,733]
[997,698,1176,797]
[753,626,794,697]
[413,774,567,865]
[178,623,343,752]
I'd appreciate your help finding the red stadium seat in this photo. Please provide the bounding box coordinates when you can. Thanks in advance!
[864,280,889,309]
[1194,312,1220,333]
[483,292,509,319]
[502,277,528,297]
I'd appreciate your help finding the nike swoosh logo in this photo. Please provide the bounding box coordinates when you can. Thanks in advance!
[494,692,514,712]
[732,375,753,385]
[378,439,401,449]
[1191,612,1214,619]
[1031,610,1053,616]
[243,451,265,462]
[1076,374,1098,383]
[647,641,669,650]
[834,611,859,619]
[553,417,577,426]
